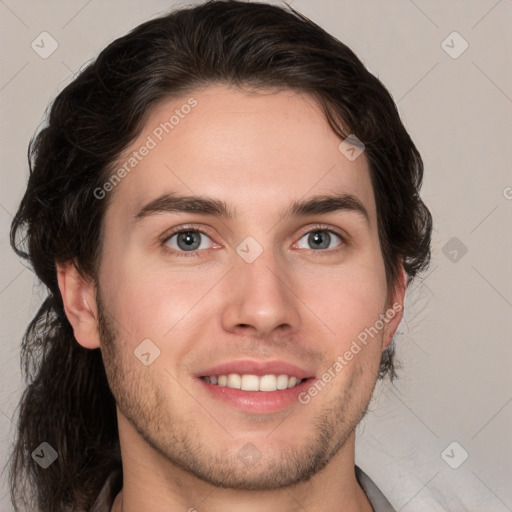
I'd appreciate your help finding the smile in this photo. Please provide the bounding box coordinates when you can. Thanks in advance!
[201,373,304,391]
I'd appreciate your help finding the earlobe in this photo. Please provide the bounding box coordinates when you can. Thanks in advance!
[56,262,101,349]
[382,264,407,350]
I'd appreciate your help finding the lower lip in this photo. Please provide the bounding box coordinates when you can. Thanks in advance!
[197,378,315,414]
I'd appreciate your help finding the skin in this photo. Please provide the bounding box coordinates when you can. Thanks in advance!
[57,84,406,512]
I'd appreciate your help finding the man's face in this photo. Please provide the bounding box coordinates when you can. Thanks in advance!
[94,84,401,489]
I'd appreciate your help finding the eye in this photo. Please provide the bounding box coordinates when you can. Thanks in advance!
[165,229,214,253]
[295,229,343,251]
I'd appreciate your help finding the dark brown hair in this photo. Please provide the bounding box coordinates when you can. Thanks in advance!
[7,1,432,510]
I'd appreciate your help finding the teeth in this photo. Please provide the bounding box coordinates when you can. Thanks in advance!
[227,373,241,389]
[203,373,304,391]
[241,374,260,391]
[276,374,288,390]
[259,374,277,392]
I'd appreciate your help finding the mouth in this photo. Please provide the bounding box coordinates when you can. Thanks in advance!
[200,373,305,391]
[194,360,316,414]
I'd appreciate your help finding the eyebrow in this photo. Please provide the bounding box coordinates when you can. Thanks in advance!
[133,192,370,226]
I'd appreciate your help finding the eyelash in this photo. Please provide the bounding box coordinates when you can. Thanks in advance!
[161,224,346,258]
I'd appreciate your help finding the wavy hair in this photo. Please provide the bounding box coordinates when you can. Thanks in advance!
[7,1,432,510]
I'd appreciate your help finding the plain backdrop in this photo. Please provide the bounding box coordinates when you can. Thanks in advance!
[0,1,511,511]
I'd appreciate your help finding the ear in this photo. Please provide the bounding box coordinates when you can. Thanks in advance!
[56,261,101,349]
[381,263,408,350]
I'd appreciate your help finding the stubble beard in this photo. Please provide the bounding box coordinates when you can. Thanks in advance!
[96,292,378,491]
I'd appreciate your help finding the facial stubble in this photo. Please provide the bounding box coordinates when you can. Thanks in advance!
[96,291,380,491]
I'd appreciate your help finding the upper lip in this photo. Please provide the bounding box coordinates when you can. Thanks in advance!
[195,360,315,380]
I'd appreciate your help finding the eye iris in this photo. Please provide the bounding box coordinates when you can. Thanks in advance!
[309,230,330,249]
[177,231,201,251]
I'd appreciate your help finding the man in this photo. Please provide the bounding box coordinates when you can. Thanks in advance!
[8,1,432,511]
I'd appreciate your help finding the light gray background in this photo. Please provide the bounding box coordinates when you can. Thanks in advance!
[0,1,511,511]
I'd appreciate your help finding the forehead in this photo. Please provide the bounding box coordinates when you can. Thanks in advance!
[104,84,376,227]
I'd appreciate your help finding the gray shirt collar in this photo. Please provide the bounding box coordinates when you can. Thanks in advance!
[355,466,396,512]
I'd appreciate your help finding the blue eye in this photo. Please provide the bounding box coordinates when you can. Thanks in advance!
[165,230,213,252]
[296,229,343,250]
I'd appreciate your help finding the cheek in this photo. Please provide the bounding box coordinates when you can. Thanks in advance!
[99,257,222,345]
[292,260,388,377]
[297,261,387,334]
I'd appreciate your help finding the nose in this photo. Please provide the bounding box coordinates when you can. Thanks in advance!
[220,248,301,338]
